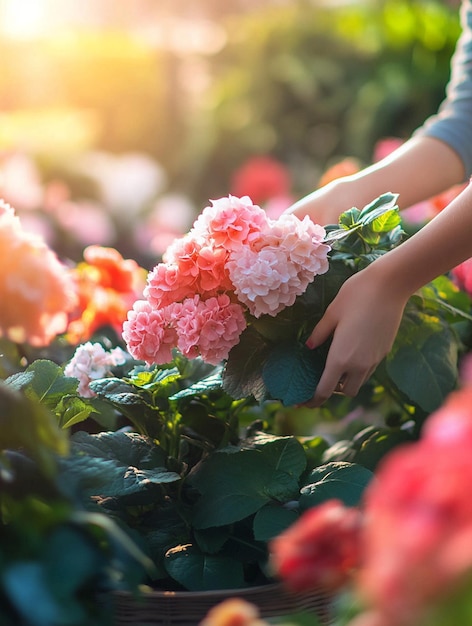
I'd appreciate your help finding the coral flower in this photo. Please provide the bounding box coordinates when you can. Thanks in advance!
[200,598,267,626]
[358,387,472,626]
[270,500,363,594]
[0,200,76,346]
[67,245,146,342]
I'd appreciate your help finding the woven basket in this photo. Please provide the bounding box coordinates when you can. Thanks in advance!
[108,582,333,626]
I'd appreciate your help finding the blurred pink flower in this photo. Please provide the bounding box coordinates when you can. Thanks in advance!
[372,137,404,162]
[0,152,43,210]
[270,500,363,594]
[54,200,116,247]
[358,387,472,626]
[451,256,472,298]
[64,341,128,397]
[230,155,292,206]
[134,193,195,257]
[0,200,76,346]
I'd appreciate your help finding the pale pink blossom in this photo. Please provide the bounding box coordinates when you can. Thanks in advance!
[227,215,330,317]
[122,299,177,364]
[0,200,77,346]
[193,195,269,250]
[64,341,128,397]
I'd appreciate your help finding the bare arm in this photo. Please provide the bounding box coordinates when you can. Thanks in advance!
[287,135,465,226]
[305,180,472,406]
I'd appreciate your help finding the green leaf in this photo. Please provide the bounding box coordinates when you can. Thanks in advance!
[387,313,458,413]
[170,371,224,400]
[223,327,271,400]
[194,527,231,554]
[299,461,373,509]
[262,341,325,406]
[65,431,181,499]
[253,503,299,541]
[44,526,103,603]
[56,395,96,429]
[5,360,79,409]
[0,382,68,472]
[189,436,306,529]
[88,377,143,405]
[353,428,415,472]
[357,192,399,223]
[3,562,66,626]
[164,544,245,591]
[71,430,167,469]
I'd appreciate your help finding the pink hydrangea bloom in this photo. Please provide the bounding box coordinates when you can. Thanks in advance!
[227,214,330,317]
[64,341,128,397]
[123,194,331,365]
[193,195,269,250]
[0,200,77,346]
[172,294,247,364]
[122,299,177,364]
[144,261,197,308]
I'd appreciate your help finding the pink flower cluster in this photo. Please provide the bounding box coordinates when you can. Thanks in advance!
[0,200,76,346]
[123,195,330,365]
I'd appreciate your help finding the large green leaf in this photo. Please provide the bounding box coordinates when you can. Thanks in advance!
[65,431,181,499]
[3,562,67,626]
[262,341,325,406]
[189,436,306,529]
[299,461,373,509]
[164,544,245,591]
[223,327,271,400]
[253,503,298,541]
[386,311,458,413]
[0,382,68,472]
[5,360,79,409]
[71,430,167,469]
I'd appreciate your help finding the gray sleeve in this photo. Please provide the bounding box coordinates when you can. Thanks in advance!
[415,0,472,180]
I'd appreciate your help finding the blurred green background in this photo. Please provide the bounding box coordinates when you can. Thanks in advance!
[0,0,461,266]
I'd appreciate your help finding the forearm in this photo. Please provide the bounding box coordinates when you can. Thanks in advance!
[366,180,472,298]
[288,135,465,223]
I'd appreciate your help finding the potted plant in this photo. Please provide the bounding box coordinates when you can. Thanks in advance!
[1,192,471,625]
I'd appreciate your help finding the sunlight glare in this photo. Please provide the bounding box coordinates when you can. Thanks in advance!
[0,0,52,39]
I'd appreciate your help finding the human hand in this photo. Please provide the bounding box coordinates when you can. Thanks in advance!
[304,264,409,406]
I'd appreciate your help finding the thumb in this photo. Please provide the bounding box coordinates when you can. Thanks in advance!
[306,311,336,350]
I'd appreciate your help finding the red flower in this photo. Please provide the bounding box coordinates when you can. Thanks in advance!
[230,156,292,206]
[358,388,472,625]
[270,500,363,593]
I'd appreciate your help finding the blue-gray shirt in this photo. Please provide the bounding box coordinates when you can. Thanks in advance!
[417,0,472,179]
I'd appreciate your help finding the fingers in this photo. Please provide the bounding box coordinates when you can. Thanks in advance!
[304,346,377,408]
[305,309,336,350]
